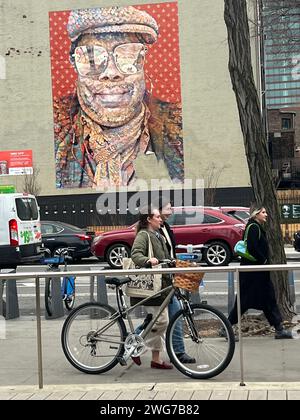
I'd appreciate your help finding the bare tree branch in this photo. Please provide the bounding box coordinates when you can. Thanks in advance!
[22,166,41,196]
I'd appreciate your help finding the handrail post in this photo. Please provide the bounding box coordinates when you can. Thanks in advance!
[288,270,296,306]
[35,276,43,389]
[89,275,95,301]
[236,268,245,386]
[227,271,235,313]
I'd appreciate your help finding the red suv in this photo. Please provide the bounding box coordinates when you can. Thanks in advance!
[91,207,245,268]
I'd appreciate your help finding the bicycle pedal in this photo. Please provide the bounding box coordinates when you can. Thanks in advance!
[118,357,127,366]
[117,356,127,366]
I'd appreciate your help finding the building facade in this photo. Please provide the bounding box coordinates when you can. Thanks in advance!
[0,0,262,225]
[261,0,300,188]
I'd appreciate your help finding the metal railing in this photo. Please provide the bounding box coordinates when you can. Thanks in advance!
[0,263,299,389]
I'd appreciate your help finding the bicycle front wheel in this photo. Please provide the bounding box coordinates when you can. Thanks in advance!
[166,303,235,379]
[61,303,127,374]
[45,278,53,316]
[63,276,76,311]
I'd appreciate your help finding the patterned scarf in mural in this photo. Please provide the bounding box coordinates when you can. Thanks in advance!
[76,92,151,187]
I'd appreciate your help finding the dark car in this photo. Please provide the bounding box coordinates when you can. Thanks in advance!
[41,221,94,261]
[91,207,245,268]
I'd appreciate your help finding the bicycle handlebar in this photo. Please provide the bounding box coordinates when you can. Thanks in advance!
[176,244,206,250]
[158,259,176,267]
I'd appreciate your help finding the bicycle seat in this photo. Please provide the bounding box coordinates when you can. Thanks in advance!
[105,277,132,286]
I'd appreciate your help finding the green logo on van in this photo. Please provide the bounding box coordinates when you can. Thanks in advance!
[20,230,34,244]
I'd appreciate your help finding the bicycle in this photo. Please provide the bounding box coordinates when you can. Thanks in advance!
[42,248,76,316]
[176,243,205,263]
[61,260,235,380]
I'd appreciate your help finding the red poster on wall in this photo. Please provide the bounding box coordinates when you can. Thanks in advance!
[0,150,33,176]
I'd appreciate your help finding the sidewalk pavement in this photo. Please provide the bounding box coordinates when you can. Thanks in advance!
[285,246,300,260]
[1,316,300,400]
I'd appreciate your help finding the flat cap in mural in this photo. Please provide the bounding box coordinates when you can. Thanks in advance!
[67,6,159,44]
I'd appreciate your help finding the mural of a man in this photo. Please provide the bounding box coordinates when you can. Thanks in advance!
[54,5,184,188]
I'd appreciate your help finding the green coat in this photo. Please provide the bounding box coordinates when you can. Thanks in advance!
[130,229,172,306]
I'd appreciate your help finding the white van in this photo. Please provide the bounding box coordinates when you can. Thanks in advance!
[0,193,43,268]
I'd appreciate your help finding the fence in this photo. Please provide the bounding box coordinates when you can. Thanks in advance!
[0,263,298,389]
[87,225,129,234]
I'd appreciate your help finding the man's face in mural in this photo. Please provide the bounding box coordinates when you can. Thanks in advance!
[75,33,146,127]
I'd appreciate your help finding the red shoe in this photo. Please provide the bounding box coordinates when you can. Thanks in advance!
[131,356,141,366]
[151,360,173,369]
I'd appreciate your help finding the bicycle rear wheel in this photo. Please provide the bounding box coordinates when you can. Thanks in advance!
[45,278,53,316]
[61,303,127,374]
[166,303,235,379]
[63,276,76,311]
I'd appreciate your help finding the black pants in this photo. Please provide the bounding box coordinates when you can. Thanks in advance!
[228,299,282,329]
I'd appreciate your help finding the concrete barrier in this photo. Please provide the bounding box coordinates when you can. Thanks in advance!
[0,269,19,319]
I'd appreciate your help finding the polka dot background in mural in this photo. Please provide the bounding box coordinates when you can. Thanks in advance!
[48,2,181,104]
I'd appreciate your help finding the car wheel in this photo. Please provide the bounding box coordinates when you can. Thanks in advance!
[106,244,130,269]
[53,247,73,260]
[203,241,231,266]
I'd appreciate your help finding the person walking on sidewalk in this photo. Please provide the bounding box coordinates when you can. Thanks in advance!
[130,206,173,369]
[158,199,196,363]
[226,204,293,339]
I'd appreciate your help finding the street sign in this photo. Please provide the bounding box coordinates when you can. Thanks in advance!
[281,204,300,220]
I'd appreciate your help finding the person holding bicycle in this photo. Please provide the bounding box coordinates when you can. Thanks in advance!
[130,205,173,369]
[157,198,196,364]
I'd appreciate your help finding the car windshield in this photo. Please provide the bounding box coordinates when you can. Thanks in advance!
[226,210,249,223]
[53,222,83,231]
[168,210,210,225]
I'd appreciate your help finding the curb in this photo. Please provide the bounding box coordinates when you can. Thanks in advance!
[2,382,300,394]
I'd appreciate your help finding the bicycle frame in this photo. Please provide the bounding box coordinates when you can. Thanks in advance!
[92,282,195,363]
[120,285,175,339]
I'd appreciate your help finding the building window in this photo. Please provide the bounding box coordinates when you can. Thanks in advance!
[282,118,292,129]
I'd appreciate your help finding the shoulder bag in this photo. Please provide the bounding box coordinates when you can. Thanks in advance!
[123,231,163,298]
[234,223,261,262]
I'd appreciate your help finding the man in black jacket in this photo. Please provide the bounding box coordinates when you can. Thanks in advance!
[158,199,196,363]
